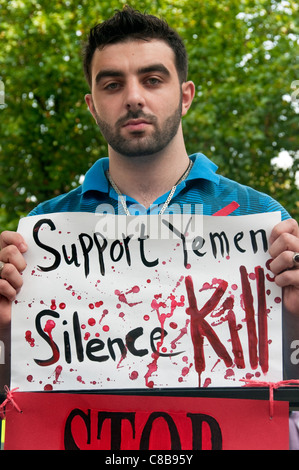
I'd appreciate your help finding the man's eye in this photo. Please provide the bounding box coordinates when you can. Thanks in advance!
[105,82,121,90]
[146,77,161,86]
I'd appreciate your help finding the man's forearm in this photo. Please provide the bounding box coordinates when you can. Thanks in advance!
[0,326,10,391]
[283,306,299,380]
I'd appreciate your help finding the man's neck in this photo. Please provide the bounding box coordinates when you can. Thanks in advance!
[107,141,190,208]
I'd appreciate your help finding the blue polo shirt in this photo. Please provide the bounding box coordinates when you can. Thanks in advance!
[28,153,290,219]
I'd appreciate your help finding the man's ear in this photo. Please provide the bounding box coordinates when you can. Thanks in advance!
[85,94,97,121]
[181,81,195,117]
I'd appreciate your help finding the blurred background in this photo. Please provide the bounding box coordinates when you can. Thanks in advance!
[0,0,298,230]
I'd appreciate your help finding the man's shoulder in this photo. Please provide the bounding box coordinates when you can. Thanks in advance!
[215,173,290,219]
[28,158,110,216]
[28,186,84,216]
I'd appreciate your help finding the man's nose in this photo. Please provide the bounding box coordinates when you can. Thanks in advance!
[124,80,145,110]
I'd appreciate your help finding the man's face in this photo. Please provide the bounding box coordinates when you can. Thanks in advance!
[85,39,189,158]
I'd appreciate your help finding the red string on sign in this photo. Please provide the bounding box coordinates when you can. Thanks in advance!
[0,386,22,419]
[241,379,299,419]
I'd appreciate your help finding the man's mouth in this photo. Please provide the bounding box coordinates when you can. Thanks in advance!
[122,119,151,131]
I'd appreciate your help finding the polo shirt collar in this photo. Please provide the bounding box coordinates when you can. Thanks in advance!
[82,157,110,193]
[188,153,220,185]
[82,153,219,194]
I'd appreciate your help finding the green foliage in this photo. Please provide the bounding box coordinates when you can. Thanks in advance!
[0,0,298,231]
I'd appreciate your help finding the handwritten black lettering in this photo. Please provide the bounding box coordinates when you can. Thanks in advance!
[33,310,183,366]
[33,219,61,271]
[209,231,230,258]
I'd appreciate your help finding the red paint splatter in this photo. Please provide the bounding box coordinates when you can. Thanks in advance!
[114,286,142,307]
[88,318,96,326]
[129,371,138,380]
[170,319,190,350]
[54,365,62,383]
[182,364,193,378]
[43,320,55,339]
[44,384,53,391]
[99,309,109,324]
[27,375,33,382]
[145,291,186,387]
[39,319,60,366]
[151,293,185,333]
[203,378,211,387]
[172,275,185,293]
[225,368,235,379]
[211,358,221,371]
[25,330,35,347]
[50,299,57,310]
[144,358,157,388]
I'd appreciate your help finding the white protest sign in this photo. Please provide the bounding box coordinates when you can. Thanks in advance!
[11,212,283,391]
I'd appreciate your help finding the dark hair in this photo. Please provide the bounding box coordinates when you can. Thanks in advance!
[82,6,188,88]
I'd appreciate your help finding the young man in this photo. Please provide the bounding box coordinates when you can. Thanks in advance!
[0,6,299,438]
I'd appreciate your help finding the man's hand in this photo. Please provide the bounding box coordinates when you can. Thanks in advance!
[269,218,299,316]
[0,231,27,327]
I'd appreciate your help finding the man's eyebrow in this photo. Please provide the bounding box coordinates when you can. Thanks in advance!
[94,64,171,85]
[95,69,124,85]
[137,64,171,77]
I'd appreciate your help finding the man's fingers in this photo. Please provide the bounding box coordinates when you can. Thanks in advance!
[0,244,27,272]
[0,278,19,302]
[0,263,24,292]
[269,231,299,261]
[0,295,13,327]
[269,218,299,245]
[0,230,27,252]
[0,232,27,311]
[273,270,299,289]
[269,250,298,275]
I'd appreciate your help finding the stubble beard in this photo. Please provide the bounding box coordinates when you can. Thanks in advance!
[93,100,183,158]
